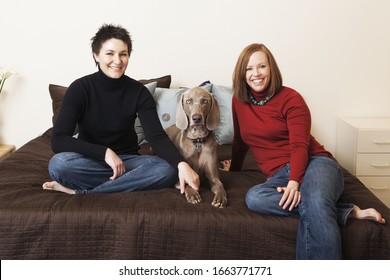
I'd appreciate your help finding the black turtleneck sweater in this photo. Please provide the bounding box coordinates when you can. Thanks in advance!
[51,70,184,168]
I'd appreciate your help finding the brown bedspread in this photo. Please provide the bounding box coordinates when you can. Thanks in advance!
[0,131,389,259]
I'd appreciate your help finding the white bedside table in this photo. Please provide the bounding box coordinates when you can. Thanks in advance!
[0,144,15,161]
[336,118,390,208]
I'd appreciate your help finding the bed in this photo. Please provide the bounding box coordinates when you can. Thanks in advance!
[0,77,389,259]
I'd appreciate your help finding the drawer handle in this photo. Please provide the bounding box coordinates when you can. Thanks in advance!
[370,163,389,168]
[373,140,390,145]
[369,185,389,190]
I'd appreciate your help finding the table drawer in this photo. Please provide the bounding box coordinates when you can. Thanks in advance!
[357,130,390,153]
[356,154,390,175]
[358,176,390,208]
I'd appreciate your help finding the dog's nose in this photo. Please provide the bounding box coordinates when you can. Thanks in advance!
[192,114,202,124]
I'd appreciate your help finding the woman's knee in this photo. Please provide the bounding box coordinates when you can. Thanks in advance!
[48,153,80,178]
[48,154,64,175]
[148,157,178,184]
[245,186,266,212]
[159,162,178,185]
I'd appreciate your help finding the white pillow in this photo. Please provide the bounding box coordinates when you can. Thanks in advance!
[134,82,157,144]
[153,87,187,129]
[144,81,158,94]
[211,84,234,145]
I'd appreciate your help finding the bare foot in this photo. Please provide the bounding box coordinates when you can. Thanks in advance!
[349,206,386,224]
[42,181,76,195]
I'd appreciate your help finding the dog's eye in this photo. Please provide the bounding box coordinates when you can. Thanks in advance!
[201,99,208,104]
[185,99,192,104]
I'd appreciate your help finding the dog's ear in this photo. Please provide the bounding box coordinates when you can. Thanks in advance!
[176,92,189,129]
[206,95,221,130]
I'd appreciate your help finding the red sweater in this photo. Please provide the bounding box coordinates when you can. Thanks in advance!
[230,86,332,183]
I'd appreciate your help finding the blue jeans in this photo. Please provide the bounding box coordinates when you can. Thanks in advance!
[48,152,178,193]
[245,156,354,260]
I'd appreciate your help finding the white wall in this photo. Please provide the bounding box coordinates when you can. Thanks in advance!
[1,0,390,155]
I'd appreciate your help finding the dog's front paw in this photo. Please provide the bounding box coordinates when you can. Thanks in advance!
[211,193,227,208]
[184,187,203,204]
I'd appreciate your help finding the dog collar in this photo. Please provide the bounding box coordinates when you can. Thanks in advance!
[192,136,208,144]
[192,136,208,152]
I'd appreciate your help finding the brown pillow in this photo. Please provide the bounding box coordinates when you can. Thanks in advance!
[49,84,68,127]
[138,75,171,88]
[49,84,79,135]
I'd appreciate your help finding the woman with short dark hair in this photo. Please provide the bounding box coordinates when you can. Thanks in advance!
[43,24,199,195]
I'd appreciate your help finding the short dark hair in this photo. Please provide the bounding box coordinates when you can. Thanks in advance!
[90,24,133,65]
